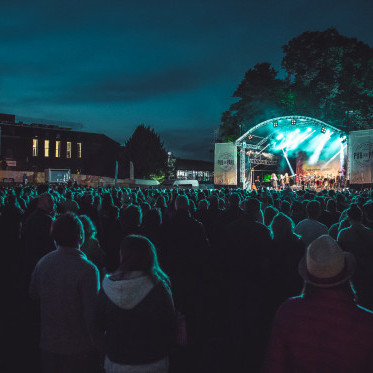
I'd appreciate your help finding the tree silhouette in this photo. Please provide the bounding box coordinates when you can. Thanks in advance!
[220,28,373,140]
[123,124,168,179]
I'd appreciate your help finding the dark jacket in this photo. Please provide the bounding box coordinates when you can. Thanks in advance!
[23,208,55,278]
[29,247,100,355]
[263,287,373,372]
[95,274,176,365]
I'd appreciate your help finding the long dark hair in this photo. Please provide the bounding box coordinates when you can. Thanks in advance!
[119,234,170,287]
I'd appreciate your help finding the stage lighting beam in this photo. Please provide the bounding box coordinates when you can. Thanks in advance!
[282,147,295,175]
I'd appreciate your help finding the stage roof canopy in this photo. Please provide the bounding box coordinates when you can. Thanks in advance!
[235,116,346,157]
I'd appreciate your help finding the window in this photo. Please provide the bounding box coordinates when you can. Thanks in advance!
[66,142,72,158]
[32,139,38,156]
[55,140,61,158]
[44,140,50,157]
[77,142,82,158]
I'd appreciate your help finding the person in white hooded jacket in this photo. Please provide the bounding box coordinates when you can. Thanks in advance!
[95,234,176,373]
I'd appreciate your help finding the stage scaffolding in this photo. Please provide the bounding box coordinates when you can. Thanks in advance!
[234,116,346,190]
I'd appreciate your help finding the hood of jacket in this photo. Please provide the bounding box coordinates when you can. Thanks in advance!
[102,271,154,310]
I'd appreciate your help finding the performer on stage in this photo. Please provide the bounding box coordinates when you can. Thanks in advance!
[254,176,261,190]
[300,175,305,191]
[271,173,278,190]
[284,173,290,189]
[339,167,346,188]
[280,174,285,190]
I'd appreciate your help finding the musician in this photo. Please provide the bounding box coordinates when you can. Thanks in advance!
[339,167,346,188]
[280,174,285,190]
[323,176,329,189]
[271,173,278,190]
[254,176,261,190]
[300,175,305,191]
[284,173,290,189]
[336,175,341,189]
[329,175,334,189]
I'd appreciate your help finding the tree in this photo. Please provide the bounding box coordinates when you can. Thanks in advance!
[219,63,285,142]
[282,28,373,129]
[219,28,373,139]
[123,124,168,179]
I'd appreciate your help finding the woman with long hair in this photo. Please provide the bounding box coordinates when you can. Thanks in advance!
[95,235,176,373]
[79,214,106,272]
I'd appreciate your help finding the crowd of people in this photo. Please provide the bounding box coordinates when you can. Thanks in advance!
[2,182,373,372]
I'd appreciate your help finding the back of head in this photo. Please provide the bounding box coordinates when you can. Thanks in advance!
[119,235,154,273]
[208,195,219,210]
[197,199,209,211]
[51,212,84,248]
[326,199,337,212]
[347,203,363,223]
[37,192,54,213]
[280,200,291,215]
[243,198,262,222]
[363,201,373,223]
[79,214,96,239]
[142,208,162,228]
[264,205,278,226]
[229,193,240,208]
[306,200,321,220]
[119,235,169,285]
[271,212,295,240]
[299,235,355,289]
[175,195,189,212]
[120,204,142,228]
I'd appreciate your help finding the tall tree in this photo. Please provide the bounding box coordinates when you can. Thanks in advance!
[123,124,168,179]
[219,63,285,142]
[219,29,373,139]
[282,28,373,129]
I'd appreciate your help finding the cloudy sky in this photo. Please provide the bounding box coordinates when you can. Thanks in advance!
[1,0,372,160]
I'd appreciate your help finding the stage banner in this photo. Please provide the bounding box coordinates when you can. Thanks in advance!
[349,129,373,184]
[214,143,237,185]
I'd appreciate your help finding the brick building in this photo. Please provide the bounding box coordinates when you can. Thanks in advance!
[0,113,125,178]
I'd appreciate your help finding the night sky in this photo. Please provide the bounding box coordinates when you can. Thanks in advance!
[1,0,372,161]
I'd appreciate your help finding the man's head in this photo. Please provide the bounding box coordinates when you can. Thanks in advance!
[37,192,55,214]
[243,198,263,223]
[175,195,189,212]
[363,201,373,223]
[51,213,84,248]
[306,200,321,220]
[299,235,355,288]
[347,203,363,224]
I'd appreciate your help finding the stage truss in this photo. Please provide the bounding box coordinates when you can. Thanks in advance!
[234,116,346,189]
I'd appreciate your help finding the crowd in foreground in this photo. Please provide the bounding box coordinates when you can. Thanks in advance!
[2,183,373,373]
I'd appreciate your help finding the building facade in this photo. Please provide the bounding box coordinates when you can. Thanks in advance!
[174,158,214,183]
[0,113,124,178]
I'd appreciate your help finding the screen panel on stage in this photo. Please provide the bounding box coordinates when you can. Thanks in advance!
[214,143,237,185]
[349,130,373,184]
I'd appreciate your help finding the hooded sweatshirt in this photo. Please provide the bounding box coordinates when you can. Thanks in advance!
[95,271,176,368]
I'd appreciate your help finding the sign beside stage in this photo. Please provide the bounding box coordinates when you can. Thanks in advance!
[349,129,373,184]
[214,143,237,185]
